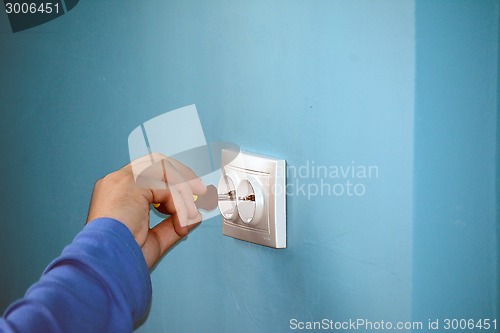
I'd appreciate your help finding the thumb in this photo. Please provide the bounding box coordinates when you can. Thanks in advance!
[142,215,201,269]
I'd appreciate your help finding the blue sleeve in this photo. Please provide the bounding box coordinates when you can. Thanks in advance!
[0,218,152,333]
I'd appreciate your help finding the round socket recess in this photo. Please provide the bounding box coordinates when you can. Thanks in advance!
[218,175,237,221]
[236,177,264,224]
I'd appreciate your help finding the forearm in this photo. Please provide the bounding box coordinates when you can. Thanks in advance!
[0,218,151,333]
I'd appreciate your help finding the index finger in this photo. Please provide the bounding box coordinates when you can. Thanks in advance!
[167,157,207,195]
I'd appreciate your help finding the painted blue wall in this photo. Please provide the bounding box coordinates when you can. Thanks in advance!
[0,1,497,333]
[412,0,499,325]
[498,1,500,324]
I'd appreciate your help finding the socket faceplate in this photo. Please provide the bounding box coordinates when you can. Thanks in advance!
[220,150,286,248]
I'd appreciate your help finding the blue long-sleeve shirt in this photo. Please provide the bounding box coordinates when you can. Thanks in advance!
[0,218,152,332]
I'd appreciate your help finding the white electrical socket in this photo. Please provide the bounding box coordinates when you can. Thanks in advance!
[219,150,286,248]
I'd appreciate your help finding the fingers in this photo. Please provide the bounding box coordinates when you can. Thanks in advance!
[123,152,168,178]
[136,175,168,192]
[126,152,206,232]
[161,159,199,219]
[168,158,207,195]
[147,169,194,230]
[125,152,205,194]
[165,185,189,229]
[141,215,200,269]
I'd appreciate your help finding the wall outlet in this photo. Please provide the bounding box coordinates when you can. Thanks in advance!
[219,150,286,248]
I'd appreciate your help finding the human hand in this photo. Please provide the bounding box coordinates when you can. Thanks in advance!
[86,153,207,269]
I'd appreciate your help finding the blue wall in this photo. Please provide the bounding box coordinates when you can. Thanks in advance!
[412,0,499,324]
[498,1,500,323]
[0,1,498,332]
